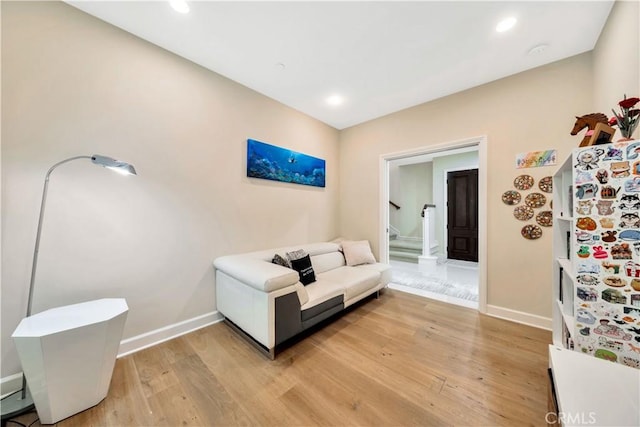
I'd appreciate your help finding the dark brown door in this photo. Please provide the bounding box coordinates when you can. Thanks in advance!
[447,169,478,262]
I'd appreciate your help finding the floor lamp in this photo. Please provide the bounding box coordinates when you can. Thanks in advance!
[1,154,137,421]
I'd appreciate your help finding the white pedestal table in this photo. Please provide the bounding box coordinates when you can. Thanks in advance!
[12,298,128,424]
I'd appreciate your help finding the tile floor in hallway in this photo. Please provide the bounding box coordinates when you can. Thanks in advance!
[388,258,479,309]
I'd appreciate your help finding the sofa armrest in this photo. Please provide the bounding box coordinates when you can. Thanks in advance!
[214,255,300,292]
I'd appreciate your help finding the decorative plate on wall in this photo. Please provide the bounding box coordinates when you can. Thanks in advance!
[536,211,553,227]
[538,176,553,193]
[521,224,543,240]
[502,190,521,205]
[514,206,534,221]
[525,193,547,208]
[514,175,534,190]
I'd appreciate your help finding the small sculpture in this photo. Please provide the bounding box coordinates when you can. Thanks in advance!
[571,113,609,147]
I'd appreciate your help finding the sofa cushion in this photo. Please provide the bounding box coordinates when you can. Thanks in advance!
[272,253,291,268]
[311,251,346,274]
[290,254,316,285]
[296,242,341,257]
[301,278,345,311]
[356,262,393,286]
[319,266,380,300]
[341,240,376,266]
[286,249,307,261]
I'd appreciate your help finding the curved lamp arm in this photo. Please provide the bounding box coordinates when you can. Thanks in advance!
[18,154,136,402]
[25,154,137,317]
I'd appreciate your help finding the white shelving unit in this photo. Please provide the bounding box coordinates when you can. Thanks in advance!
[552,155,575,349]
[549,144,640,425]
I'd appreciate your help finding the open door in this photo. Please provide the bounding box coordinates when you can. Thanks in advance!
[447,169,478,262]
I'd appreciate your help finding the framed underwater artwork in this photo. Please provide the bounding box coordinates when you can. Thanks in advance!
[246,139,326,188]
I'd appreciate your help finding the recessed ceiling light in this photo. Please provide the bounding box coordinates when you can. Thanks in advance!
[326,95,344,106]
[169,0,190,14]
[496,16,517,33]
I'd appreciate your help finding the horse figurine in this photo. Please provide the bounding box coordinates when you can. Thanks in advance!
[571,113,609,147]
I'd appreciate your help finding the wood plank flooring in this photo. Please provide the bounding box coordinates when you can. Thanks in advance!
[7,289,551,426]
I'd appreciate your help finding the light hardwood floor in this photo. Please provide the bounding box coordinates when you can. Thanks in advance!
[8,289,552,426]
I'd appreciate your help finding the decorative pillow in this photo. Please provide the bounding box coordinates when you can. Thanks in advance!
[272,253,291,268]
[286,249,307,261]
[342,240,377,266]
[290,254,316,285]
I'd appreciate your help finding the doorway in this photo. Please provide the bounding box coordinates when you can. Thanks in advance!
[380,137,487,312]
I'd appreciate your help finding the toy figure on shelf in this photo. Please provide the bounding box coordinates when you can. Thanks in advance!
[571,113,609,147]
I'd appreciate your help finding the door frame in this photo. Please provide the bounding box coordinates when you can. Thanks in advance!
[379,135,488,313]
[443,166,479,260]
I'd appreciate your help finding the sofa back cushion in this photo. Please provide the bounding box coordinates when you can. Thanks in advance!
[311,251,346,274]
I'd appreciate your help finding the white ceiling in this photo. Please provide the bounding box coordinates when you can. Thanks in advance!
[66,1,614,130]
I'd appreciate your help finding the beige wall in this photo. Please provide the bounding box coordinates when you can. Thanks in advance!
[390,162,433,238]
[339,53,593,319]
[592,0,640,129]
[1,1,339,377]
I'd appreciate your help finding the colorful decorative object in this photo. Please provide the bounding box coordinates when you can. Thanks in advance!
[513,174,534,190]
[514,206,534,221]
[247,139,326,188]
[525,193,546,208]
[521,224,542,240]
[575,147,605,170]
[609,95,640,140]
[502,174,554,239]
[515,150,557,169]
[571,113,609,147]
[538,176,553,193]
[536,211,553,227]
[502,190,521,205]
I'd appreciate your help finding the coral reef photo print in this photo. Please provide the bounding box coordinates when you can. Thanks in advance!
[247,139,326,188]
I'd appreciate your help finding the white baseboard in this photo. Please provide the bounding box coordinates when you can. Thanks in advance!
[485,304,552,331]
[1,373,24,397]
[1,311,225,396]
[118,311,224,357]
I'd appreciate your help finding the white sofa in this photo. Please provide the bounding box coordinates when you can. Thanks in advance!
[213,241,391,358]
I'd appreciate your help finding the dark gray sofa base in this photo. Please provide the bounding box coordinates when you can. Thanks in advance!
[223,290,379,360]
